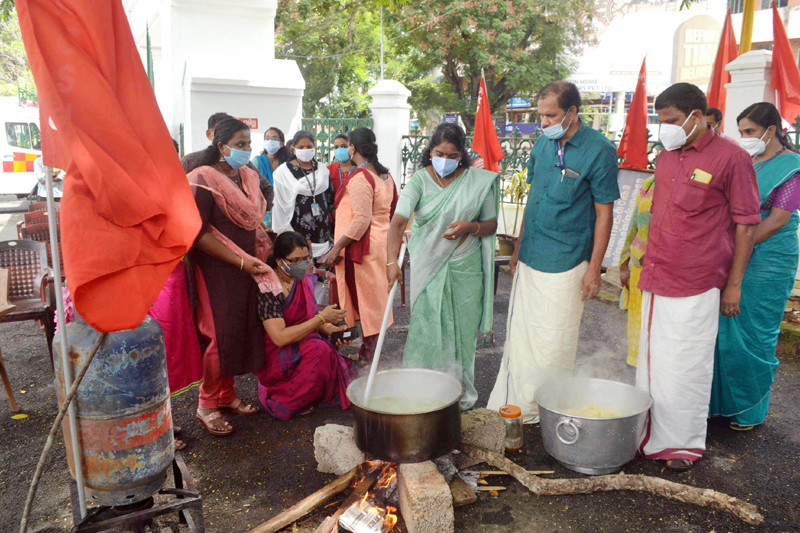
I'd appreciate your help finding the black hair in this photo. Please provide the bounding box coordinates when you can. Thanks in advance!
[334,133,349,143]
[737,102,798,153]
[292,130,315,146]
[208,112,234,131]
[197,118,250,167]
[705,107,723,123]
[262,126,290,163]
[267,231,310,269]
[349,127,390,176]
[172,139,180,154]
[538,81,582,113]
[419,123,472,169]
[655,83,707,116]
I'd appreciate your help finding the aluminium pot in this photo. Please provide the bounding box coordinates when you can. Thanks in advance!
[346,368,464,463]
[535,377,652,475]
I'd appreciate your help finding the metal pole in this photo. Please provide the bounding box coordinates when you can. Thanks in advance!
[380,6,384,81]
[739,0,757,54]
[44,166,87,518]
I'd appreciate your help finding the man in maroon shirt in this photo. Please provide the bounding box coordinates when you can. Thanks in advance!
[636,83,761,472]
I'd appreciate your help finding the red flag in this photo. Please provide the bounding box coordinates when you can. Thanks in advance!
[471,73,505,172]
[772,1,800,124]
[706,10,738,118]
[16,0,202,332]
[617,57,649,170]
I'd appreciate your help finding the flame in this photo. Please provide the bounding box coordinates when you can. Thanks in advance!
[348,462,399,531]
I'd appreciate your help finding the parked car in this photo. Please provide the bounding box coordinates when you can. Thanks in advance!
[1,98,41,198]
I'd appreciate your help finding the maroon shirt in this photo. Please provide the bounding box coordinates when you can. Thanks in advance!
[638,128,761,298]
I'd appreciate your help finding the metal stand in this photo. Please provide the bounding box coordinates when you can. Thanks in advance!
[69,452,204,533]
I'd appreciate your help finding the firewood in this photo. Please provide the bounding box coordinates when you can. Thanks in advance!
[477,486,507,492]
[462,444,763,525]
[313,469,381,533]
[450,477,478,507]
[248,468,356,533]
[479,470,554,476]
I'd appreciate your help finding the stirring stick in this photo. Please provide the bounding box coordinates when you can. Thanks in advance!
[363,239,408,406]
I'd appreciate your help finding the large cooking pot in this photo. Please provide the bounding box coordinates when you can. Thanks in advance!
[535,377,652,475]
[346,368,464,463]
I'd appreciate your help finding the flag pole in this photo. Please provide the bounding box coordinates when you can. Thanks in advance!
[44,166,87,519]
[740,0,757,53]
[380,6,385,81]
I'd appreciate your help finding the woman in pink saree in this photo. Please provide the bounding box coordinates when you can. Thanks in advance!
[256,231,354,420]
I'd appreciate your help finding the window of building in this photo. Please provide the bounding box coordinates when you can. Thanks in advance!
[5,122,31,149]
[729,0,787,13]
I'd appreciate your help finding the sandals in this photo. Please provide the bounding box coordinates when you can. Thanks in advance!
[218,398,259,416]
[730,421,754,432]
[196,410,234,437]
[665,458,694,473]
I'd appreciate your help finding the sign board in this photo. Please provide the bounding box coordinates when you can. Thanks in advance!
[238,118,259,129]
[602,168,653,269]
[442,115,459,124]
[672,15,721,85]
[505,123,540,135]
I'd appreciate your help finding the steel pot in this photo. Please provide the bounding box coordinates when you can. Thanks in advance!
[346,368,464,463]
[535,377,652,475]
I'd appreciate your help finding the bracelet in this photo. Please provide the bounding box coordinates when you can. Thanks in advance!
[471,222,480,235]
[387,261,397,267]
[239,257,244,271]
[316,314,327,325]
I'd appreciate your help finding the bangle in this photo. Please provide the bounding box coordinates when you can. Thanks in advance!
[472,222,480,235]
[387,261,397,267]
[239,257,244,271]
[316,314,326,325]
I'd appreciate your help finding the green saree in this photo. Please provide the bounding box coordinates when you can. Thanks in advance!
[395,167,500,410]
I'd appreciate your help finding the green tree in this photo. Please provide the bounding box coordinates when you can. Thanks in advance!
[396,0,597,131]
[0,9,33,96]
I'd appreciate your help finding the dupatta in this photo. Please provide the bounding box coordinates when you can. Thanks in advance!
[188,165,281,295]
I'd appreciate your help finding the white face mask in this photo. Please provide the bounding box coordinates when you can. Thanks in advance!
[738,130,770,158]
[295,148,316,163]
[659,111,698,151]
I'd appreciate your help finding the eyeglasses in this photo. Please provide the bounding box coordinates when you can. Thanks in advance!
[283,256,310,264]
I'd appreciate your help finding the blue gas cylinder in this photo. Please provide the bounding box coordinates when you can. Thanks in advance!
[53,314,174,506]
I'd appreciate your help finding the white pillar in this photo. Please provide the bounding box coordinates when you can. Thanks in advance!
[722,50,774,138]
[608,90,626,135]
[368,80,412,189]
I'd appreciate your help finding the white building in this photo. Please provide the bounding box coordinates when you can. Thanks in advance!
[123,0,305,155]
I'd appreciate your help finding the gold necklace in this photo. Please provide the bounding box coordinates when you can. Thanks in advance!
[432,168,446,188]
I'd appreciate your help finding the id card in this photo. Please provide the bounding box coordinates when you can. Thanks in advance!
[311,203,321,217]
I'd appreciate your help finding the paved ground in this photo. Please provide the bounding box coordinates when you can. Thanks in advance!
[1,269,799,532]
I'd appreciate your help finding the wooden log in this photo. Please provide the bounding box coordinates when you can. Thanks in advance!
[248,468,356,533]
[313,469,381,533]
[477,486,507,492]
[479,470,554,476]
[449,477,477,507]
[462,444,763,525]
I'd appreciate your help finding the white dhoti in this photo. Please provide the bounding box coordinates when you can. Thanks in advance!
[636,289,719,461]
[487,260,588,423]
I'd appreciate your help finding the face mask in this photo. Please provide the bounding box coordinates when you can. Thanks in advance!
[542,109,574,140]
[223,146,251,169]
[659,111,698,151]
[334,147,350,163]
[281,259,311,280]
[296,148,316,163]
[265,139,282,154]
[432,156,459,178]
[739,130,769,158]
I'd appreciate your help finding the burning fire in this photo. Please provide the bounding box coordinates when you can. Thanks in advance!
[344,461,399,532]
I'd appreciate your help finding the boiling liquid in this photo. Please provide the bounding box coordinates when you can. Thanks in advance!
[365,396,448,414]
[564,402,623,418]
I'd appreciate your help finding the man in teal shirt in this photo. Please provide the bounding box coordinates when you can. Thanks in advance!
[488,81,620,423]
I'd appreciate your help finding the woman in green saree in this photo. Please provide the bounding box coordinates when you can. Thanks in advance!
[387,123,500,410]
[711,102,800,430]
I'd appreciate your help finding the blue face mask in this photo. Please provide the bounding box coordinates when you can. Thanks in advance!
[334,147,350,163]
[542,110,574,140]
[224,145,251,169]
[432,156,459,178]
[265,139,281,154]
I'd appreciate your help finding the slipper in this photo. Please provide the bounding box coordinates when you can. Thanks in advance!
[173,425,182,435]
[730,422,754,432]
[196,410,234,437]
[300,406,315,416]
[174,439,187,451]
[665,459,693,473]
[218,398,259,416]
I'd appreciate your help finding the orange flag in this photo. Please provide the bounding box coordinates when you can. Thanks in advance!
[706,10,738,118]
[617,57,649,170]
[16,0,202,332]
[772,1,800,124]
[472,73,505,173]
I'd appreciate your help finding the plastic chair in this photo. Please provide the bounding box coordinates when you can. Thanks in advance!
[28,201,60,213]
[0,240,54,412]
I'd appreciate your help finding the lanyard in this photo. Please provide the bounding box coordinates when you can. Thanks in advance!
[344,160,369,180]
[300,165,317,197]
[555,143,566,171]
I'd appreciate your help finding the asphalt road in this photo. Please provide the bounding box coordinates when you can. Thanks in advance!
[0,270,798,532]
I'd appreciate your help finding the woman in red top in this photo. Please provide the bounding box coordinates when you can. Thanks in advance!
[327,133,352,195]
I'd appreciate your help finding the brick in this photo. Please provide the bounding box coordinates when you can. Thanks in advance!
[397,462,454,533]
[456,408,506,469]
[313,424,365,476]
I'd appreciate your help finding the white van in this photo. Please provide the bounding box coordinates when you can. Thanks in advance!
[1,97,41,198]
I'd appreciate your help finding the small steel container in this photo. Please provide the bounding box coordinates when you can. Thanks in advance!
[535,377,652,475]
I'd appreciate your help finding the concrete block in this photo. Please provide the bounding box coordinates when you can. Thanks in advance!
[313,424,365,476]
[457,408,506,469]
[397,462,454,533]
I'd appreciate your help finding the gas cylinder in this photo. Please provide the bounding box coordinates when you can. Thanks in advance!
[53,314,174,507]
